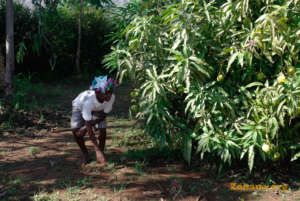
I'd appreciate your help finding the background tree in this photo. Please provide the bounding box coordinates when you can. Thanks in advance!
[0,46,4,87]
[75,0,83,74]
[4,0,14,100]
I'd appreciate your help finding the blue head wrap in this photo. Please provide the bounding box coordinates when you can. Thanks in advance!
[90,75,118,93]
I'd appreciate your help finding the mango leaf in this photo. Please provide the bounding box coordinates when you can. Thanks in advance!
[160,133,166,150]
[238,52,244,67]
[245,82,263,89]
[183,131,192,166]
[269,117,279,139]
[248,145,255,172]
[172,34,181,50]
[227,52,239,72]
[277,99,286,116]
[223,48,234,54]
[291,152,300,162]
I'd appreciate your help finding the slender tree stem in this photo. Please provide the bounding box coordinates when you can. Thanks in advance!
[0,46,5,87]
[5,0,14,100]
[75,0,83,75]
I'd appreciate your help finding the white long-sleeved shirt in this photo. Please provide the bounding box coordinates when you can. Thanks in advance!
[72,90,115,121]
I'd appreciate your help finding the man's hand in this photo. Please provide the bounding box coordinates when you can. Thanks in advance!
[93,117,105,125]
[90,112,107,125]
[94,111,106,121]
[85,120,95,127]
[85,119,102,127]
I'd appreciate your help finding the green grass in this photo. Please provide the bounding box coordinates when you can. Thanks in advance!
[117,127,146,147]
[166,164,177,171]
[33,188,109,201]
[0,117,14,129]
[57,177,72,189]
[134,160,148,174]
[111,136,119,147]
[124,146,179,163]
[66,186,82,201]
[0,147,13,157]
[90,167,101,174]
[217,187,234,200]
[75,177,93,188]
[33,191,61,201]
[58,176,93,189]
[0,176,28,201]
[112,183,126,193]
[117,119,128,126]
[95,195,110,201]
[28,146,41,158]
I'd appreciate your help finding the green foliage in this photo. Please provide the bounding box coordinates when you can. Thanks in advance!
[0,73,43,129]
[0,1,37,59]
[28,146,40,158]
[12,73,42,110]
[0,1,112,78]
[59,0,113,9]
[104,0,300,172]
[0,176,25,201]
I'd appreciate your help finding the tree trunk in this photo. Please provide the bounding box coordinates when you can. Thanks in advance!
[5,0,14,100]
[75,0,83,75]
[0,46,5,88]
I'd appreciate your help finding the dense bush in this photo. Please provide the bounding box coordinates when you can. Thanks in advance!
[10,73,42,110]
[104,0,300,172]
[0,0,112,80]
[0,73,42,129]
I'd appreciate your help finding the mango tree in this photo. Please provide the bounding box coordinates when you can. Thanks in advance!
[104,0,300,172]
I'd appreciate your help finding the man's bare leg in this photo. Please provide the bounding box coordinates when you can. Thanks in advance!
[86,127,106,164]
[72,128,89,164]
[98,128,107,153]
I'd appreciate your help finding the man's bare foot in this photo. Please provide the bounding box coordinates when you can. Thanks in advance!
[81,154,91,165]
[96,151,106,164]
[79,158,90,168]
[81,163,87,168]
[96,156,106,164]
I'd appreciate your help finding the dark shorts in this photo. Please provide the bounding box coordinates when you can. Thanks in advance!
[70,109,106,129]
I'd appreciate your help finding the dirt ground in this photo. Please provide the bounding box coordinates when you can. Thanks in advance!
[0,81,299,201]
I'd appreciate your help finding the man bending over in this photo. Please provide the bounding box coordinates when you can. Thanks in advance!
[71,75,117,165]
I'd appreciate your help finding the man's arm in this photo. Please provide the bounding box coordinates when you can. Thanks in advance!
[104,94,115,114]
[87,111,107,126]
